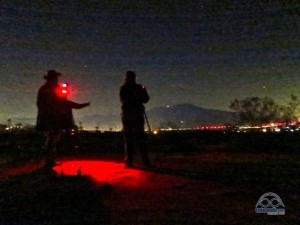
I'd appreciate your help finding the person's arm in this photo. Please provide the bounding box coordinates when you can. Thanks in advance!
[120,85,136,104]
[36,89,43,108]
[120,86,124,103]
[140,85,149,104]
[65,100,90,109]
[37,87,56,109]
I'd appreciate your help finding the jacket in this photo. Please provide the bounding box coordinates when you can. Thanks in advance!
[120,82,149,119]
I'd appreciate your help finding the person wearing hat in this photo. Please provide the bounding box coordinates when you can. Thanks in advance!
[36,70,90,168]
[120,71,151,167]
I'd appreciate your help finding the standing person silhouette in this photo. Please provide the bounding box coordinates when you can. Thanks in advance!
[36,70,90,168]
[120,71,151,167]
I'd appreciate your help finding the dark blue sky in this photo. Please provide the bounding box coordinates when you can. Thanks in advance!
[1,1,300,128]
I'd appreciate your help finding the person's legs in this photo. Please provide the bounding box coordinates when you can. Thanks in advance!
[136,118,150,166]
[122,118,135,167]
[124,131,134,167]
[137,131,150,166]
[44,130,61,167]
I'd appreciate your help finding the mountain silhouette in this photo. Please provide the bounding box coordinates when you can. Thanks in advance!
[75,104,235,130]
[6,104,235,131]
[146,104,235,129]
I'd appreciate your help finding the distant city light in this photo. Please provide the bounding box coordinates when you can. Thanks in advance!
[196,125,229,130]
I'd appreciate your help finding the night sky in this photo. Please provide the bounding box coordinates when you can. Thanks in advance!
[1,1,300,128]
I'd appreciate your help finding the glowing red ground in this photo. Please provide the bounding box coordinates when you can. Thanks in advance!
[52,160,144,187]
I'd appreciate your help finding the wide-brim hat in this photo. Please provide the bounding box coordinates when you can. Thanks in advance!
[43,70,62,80]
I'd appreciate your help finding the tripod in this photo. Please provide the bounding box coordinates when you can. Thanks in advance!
[144,111,151,132]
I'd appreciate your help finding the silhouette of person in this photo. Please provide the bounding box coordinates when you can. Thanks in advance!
[120,71,150,167]
[36,70,90,168]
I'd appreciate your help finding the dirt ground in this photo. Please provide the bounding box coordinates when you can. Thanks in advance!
[0,152,299,225]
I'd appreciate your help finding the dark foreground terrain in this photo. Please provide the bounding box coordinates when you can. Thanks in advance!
[0,130,299,225]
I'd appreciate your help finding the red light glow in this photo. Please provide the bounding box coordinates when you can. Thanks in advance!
[52,160,144,187]
[55,83,71,98]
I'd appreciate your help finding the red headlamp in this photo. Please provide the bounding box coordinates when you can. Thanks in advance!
[56,83,71,98]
